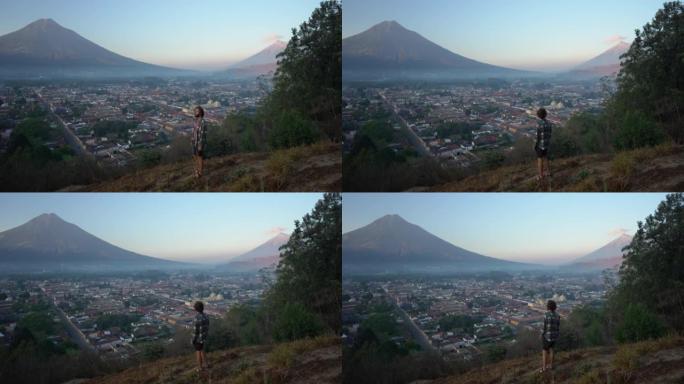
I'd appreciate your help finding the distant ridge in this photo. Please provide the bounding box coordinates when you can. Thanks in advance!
[342,20,534,81]
[0,213,186,273]
[225,40,287,78]
[222,232,289,272]
[567,234,633,271]
[342,214,534,274]
[568,41,630,78]
[0,18,189,78]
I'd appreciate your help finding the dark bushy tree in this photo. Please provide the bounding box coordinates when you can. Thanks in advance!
[264,0,341,142]
[266,193,341,334]
[269,110,319,149]
[272,302,324,342]
[610,193,684,330]
[611,1,684,143]
[615,303,665,343]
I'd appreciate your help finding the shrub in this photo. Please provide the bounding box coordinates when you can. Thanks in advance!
[614,111,664,150]
[615,303,664,343]
[272,302,324,342]
[269,111,319,149]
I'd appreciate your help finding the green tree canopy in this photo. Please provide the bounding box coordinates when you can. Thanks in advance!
[612,1,684,142]
[266,192,341,334]
[611,193,684,330]
[264,0,341,142]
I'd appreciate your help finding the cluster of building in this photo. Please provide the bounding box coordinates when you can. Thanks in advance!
[343,79,613,167]
[0,273,267,360]
[0,79,267,166]
[343,273,611,361]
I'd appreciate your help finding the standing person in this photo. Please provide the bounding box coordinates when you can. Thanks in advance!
[192,301,210,372]
[540,300,560,373]
[534,108,553,182]
[192,106,208,178]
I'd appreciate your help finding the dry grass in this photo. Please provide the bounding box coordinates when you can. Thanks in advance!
[432,144,684,192]
[69,141,340,192]
[267,334,339,370]
[433,335,684,384]
[84,336,340,384]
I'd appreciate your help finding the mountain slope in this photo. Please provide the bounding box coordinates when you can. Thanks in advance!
[63,143,341,192]
[342,21,530,80]
[0,18,185,78]
[425,335,684,384]
[223,232,289,271]
[0,213,183,272]
[82,336,340,384]
[226,40,286,78]
[568,42,630,78]
[429,144,684,192]
[343,214,531,274]
[568,234,632,270]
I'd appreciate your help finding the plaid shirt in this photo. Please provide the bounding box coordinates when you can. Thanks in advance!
[193,312,209,344]
[542,310,560,342]
[192,118,207,152]
[536,119,552,151]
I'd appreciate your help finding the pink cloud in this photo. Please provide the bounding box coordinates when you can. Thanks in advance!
[265,226,288,235]
[604,34,626,45]
[262,33,284,44]
[608,227,629,237]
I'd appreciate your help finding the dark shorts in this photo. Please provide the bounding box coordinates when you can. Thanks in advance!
[542,338,556,351]
[193,147,205,159]
[193,342,204,351]
[535,145,548,158]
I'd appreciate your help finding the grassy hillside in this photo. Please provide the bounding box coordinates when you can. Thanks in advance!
[420,335,684,384]
[63,143,341,192]
[74,335,340,384]
[429,144,684,192]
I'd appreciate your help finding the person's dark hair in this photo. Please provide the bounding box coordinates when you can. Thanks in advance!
[194,301,204,313]
[194,106,204,117]
[547,300,557,311]
[537,108,547,119]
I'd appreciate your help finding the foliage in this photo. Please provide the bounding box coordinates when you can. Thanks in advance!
[436,121,475,141]
[609,193,684,330]
[438,314,476,334]
[142,344,164,361]
[266,193,341,334]
[615,303,665,343]
[612,1,684,143]
[272,302,324,342]
[138,149,162,168]
[96,313,141,333]
[613,111,664,150]
[263,0,341,141]
[92,120,137,140]
[210,113,263,156]
[269,110,319,149]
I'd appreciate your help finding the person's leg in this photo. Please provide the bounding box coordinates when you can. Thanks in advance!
[549,348,554,369]
[537,158,544,180]
[199,156,204,177]
[201,350,208,369]
[545,157,551,177]
[196,350,201,369]
[541,349,547,372]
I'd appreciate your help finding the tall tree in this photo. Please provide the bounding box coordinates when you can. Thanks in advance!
[267,193,341,333]
[265,0,342,142]
[611,1,684,142]
[610,193,684,330]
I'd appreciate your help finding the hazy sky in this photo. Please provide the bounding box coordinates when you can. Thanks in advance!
[342,193,667,265]
[0,0,320,70]
[0,193,322,263]
[343,0,664,71]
